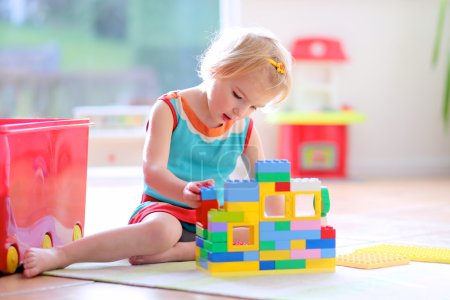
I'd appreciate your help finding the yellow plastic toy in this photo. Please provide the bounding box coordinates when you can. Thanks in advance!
[337,253,409,269]
[354,244,450,264]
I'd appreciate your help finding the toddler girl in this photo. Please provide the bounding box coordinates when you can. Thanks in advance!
[23,27,292,277]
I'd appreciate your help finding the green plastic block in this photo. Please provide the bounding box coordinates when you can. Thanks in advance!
[204,240,228,252]
[208,209,244,222]
[275,259,306,270]
[200,248,209,260]
[260,241,276,250]
[256,172,290,182]
[207,231,228,242]
[321,186,331,217]
[275,221,291,231]
[196,226,207,239]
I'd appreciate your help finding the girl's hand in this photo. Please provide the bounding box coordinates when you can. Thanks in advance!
[183,179,215,208]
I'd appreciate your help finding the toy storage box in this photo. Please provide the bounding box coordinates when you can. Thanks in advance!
[0,119,90,273]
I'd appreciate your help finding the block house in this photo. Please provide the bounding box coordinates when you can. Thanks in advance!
[195,159,336,276]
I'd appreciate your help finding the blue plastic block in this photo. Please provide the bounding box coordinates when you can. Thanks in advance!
[243,251,260,261]
[199,257,209,270]
[196,236,204,248]
[260,230,321,241]
[260,260,275,270]
[260,221,276,232]
[306,238,336,249]
[259,230,280,241]
[224,179,259,202]
[291,230,321,240]
[275,240,291,250]
[201,186,217,200]
[255,159,291,173]
[224,179,259,189]
[321,248,336,258]
[208,251,244,262]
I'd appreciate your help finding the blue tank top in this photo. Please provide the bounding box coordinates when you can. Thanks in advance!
[144,92,253,207]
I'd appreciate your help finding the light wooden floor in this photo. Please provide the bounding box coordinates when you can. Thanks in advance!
[1,171,449,299]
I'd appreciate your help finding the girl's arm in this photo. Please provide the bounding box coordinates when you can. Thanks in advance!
[142,101,213,208]
[242,126,265,178]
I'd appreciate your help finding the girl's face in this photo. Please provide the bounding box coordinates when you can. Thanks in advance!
[206,70,279,127]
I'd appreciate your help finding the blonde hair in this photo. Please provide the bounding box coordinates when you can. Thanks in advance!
[199,27,292,103]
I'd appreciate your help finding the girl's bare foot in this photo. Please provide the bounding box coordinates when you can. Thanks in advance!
[23,247,67,278]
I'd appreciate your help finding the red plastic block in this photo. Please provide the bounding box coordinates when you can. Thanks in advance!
[321,226,336,239]
[196,200,219,229]
[275,182,291,192]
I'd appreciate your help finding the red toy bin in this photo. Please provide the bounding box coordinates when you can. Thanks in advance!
[0,118,91,274]
[278,124,347,178]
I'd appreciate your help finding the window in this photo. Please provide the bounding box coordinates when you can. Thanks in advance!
[264,194,286,218]
[0,0,220,118]
[232,226,254,246]
[294,193,316,217]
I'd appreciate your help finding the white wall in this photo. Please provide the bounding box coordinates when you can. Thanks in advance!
[230,0,450,178]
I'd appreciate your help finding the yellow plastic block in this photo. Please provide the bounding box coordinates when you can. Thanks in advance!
[291,240,306,250]
[224,201,259,212]
[199,266,335,277]
[337,253,409,269]
[354,244,450,264]
[242,211,260,223]
[260,250,291,260]
[208,261,259,272]
[306,258,336,269]
[259,182,276,195]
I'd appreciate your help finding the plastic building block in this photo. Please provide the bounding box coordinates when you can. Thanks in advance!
[200,186,217,200]
[224,180,259,202]
[354,244,450,264]
[256,172,290,182]
[321,248,336,258]
[196,199,220,229]
[306,258,336,269]
[195,159,336,276]
[224,179,259,188]
[320,187,331,216]
[258,182,275,194]
[337,253,410,269]
[321,226,336,239]
[224,202,259,212]
[255,159,291,173]
[290,178,321,191]
[291,220,322,230]
[276,259,306,270]
[275,221,291,231]
[275,182,291,191]
[291,240,306,250]
[260,250,290,260]
[306,239,335,249]
[207,222,227,232]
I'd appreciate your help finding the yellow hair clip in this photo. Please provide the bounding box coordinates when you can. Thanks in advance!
[266,58,285,74]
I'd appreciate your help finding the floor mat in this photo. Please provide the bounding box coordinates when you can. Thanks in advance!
[44,260,447,299]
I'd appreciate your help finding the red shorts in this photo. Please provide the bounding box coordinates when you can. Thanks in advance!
[128,194,196,227]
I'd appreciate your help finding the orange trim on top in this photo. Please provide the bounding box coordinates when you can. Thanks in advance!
[244,118,253,153]
[180,96,235,138]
